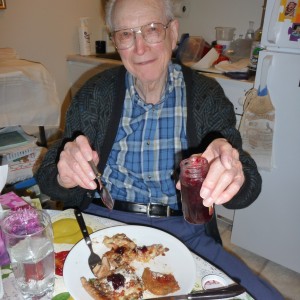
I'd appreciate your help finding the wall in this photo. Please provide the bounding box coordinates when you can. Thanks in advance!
[0,0,105,130]
[0,0,264,131]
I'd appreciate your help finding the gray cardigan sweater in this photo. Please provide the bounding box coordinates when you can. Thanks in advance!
[36,64,261,210]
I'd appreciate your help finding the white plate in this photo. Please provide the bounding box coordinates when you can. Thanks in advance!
[63,225,196,299]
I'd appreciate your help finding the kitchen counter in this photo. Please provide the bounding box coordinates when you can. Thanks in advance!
[67,53,122,66]
[199,70,254,84]
[67,54,255,81]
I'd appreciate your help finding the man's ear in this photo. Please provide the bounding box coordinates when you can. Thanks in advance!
[170,19,179,50]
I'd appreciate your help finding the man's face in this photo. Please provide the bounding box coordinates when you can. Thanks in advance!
[111,0,179,84]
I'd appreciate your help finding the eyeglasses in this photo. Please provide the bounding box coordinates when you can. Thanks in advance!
[110,20,173,50]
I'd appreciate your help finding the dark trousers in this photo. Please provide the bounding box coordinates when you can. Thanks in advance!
[85,204,284,300]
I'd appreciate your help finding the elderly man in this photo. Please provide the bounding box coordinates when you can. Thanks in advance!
[36,0,283,298]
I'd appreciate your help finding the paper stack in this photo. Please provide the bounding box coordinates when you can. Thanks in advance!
[0,127,44,184]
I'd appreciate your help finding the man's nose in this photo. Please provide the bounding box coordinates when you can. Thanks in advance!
[133,32,148,53]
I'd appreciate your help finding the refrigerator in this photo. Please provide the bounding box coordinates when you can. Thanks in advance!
[231,0,300,273]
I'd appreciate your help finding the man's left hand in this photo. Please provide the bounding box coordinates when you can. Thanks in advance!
[176,138,245,207]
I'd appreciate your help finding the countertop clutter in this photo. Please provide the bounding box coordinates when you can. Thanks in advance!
[174,33,255,80]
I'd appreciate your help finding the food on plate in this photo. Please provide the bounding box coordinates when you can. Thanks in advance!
[93,256,111,279]
[53,218,93,244]
[101,233,169,271]
[103,233,136,250]
[135,243,168,263]
[142,267,180,295]
[81,266,144,300]
[81,233,179,299]
[102,240,168,270]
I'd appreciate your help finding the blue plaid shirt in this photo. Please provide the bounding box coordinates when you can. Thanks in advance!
[103,63,188,209]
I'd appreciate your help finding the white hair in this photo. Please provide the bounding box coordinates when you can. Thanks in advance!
[105,0,175,32]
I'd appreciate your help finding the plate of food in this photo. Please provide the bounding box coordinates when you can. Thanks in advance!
[63,225,196,299]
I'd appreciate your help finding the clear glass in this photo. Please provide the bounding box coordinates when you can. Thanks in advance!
[245,21,254,39]
[179,156,213,224]
[2,209,55,299]
[215,27,236,41]
[111,21,171,50]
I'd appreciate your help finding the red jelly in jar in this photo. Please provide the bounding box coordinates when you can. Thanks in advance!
[179,155,213,224]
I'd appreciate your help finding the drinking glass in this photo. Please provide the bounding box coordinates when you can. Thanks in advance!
[0,210,10,266]
[2,209,55,299]
[180,155,213,224]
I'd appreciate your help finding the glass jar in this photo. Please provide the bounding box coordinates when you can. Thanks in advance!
[179,155,213,224]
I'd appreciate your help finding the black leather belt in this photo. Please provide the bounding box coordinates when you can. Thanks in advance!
[92,198,183,217]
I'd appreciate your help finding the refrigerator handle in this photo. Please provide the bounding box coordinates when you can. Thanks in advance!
[259,55,273,93]
[267,0,280,44]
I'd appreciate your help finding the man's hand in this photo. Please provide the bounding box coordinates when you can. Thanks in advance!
[57,135,99,190]
[177,138,245,207]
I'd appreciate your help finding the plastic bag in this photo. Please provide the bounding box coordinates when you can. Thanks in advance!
[239,86,275,170]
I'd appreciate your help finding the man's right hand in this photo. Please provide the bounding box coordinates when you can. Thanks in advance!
[57,135,99,190]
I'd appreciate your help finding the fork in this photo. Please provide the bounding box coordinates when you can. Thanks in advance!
[74,209,102,273]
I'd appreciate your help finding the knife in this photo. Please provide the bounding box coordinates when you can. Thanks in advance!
[147,284,246,299]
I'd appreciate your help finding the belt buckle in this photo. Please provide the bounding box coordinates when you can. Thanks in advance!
[147,203,170,217]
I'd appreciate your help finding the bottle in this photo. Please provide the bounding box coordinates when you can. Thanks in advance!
[78,17,91,56]
[245,21,255,39]
[249,0,266,73]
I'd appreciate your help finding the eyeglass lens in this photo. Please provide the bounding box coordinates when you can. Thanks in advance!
[112,22,168,50]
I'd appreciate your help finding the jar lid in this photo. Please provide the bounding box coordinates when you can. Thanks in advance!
[201,274,228,290]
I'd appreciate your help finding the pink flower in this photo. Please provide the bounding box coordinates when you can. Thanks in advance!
[4,208,43,236]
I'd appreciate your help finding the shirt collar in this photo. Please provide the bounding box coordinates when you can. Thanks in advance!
[125,62,181,104]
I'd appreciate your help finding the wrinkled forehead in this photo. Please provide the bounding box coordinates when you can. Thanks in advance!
[112,0,167,30]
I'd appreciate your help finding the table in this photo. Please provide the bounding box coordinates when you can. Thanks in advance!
[0,58,61,147]
[1,209,252,299]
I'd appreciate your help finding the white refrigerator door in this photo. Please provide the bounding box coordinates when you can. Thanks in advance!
[262,0,300,51]
[232,50,300,273]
